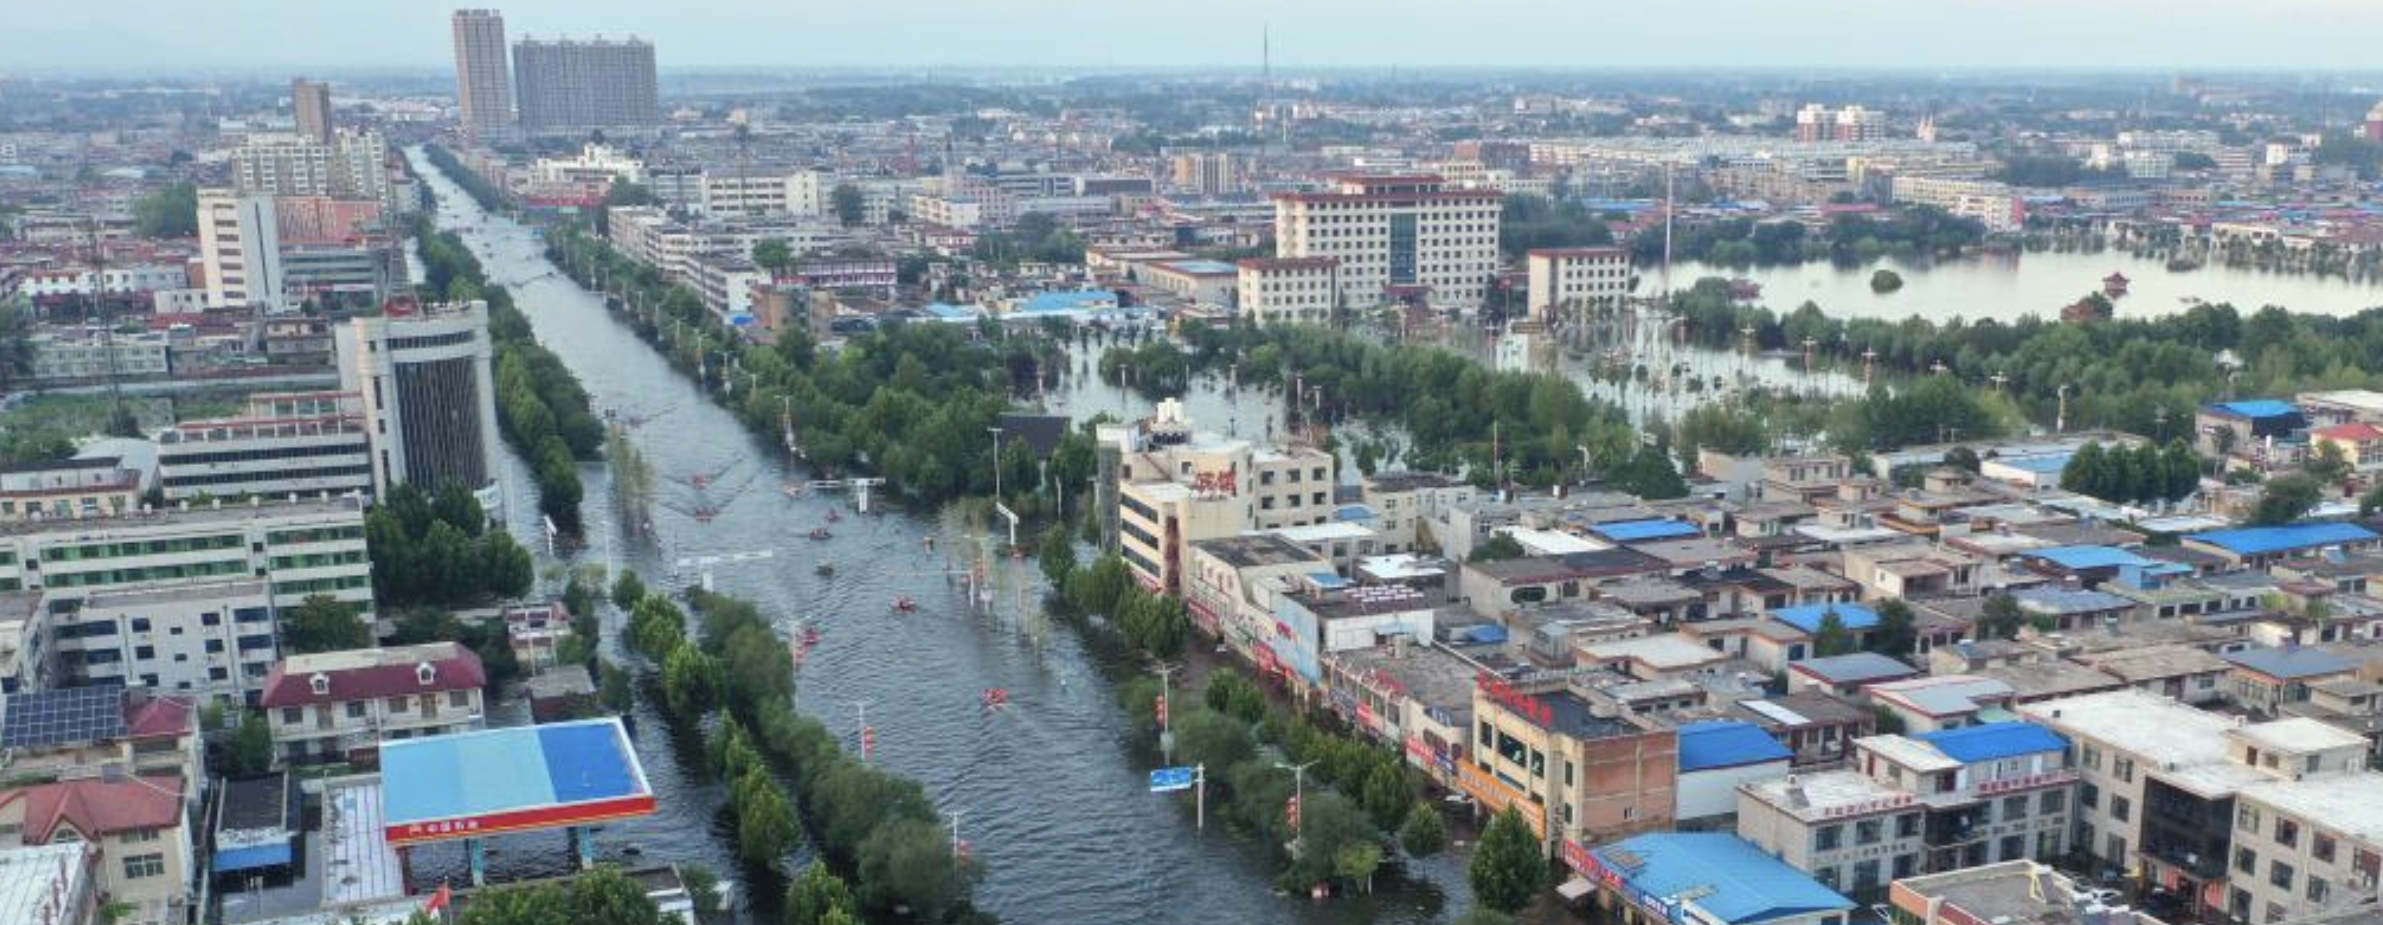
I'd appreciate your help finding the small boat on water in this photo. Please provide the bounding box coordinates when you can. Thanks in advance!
[807,527,832,541]
[815,563,835,577]
[892,596,919,613]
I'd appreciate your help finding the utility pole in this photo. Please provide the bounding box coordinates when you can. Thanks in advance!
[1275,759,1317,856]
[853,700,874,764]
[943,809,966,872]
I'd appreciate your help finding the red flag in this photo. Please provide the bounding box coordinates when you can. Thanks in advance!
[423,884,452,915]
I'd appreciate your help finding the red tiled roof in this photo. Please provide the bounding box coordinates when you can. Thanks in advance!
[2315,422,2383,442]
[258,643,486,708]
[0,776,184,843]
[124,695,195,740]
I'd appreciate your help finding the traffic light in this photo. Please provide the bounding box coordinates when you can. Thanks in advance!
[1285,794,1301,831]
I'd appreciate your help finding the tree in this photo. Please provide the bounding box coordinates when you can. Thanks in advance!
[1812,609,1856,657]
[2254,474,2323,525]
[2307,441,2353,484]
[679,865,724,919]
[1868,599,1917,657]
[459,867,670,925]
[1399,800,1447,856]
[224,710,276,777]
[752,239,793,279]
[2363,481,2383,517]
[786,861,857,925]
[611,569,645,610]
[1945,446,1981,473]
[1334,840,1384,894]
[831,183,865,227]
[1037,523,1076,588]
[1978,592,2026,640]
[661,642,723,719]
[282,595,371,654]
[1468,533,1527,564]
[1468,807,1547,913]
[605,182,660,208]
[132,183,199,238]
[599,659,635,713]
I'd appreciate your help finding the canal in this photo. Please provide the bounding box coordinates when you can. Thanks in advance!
[407,149,1475,925]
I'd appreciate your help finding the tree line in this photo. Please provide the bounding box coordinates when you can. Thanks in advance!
[424,143,511,213]
[410,213,603,534]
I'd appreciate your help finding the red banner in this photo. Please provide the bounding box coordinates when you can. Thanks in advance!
[385,794,658,845]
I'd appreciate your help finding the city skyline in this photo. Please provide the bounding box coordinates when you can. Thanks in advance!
[14,0,2383,75]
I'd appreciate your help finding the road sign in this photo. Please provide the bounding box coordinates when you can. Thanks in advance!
[1148,766,1197,793]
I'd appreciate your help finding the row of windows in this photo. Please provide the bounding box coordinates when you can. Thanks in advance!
[47,560,251,588]
[271,574,370,596]
[268,525,367,545]
[47,534,245,562]
[387,330,477,351]
[160,442,370,467]
[269,550,368,571]
[278,690,476,725]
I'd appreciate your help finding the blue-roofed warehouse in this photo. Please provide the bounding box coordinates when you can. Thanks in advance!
[1675,722,1795,820]
[1912,721,2067,764]
[1768,603,1880,634]
[2197,399,2306,452]
[2183,522,2380,566]
[1571,833,1853,925]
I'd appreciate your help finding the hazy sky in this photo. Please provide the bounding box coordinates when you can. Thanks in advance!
[12,0,2383,75]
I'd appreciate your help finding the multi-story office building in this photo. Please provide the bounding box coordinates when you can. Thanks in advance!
[512,36,660,131]
[0,498,373,611]
[1889,175,2023,234]
[156,391,375,503]
[1235,257,1341,326]
[234,135,334,198]
[197,189,284,310]
[26,330,171,383]
[1272,175,1502,312]
[258,641,485,764]
[1525,247,1632,323]
[700,170,824,218]
[291,78,333,145]
[1105,400,1338,594]
[337,302,502,502]
[50,580,279,704]
[2021,690,2382,923]
[451,9,513,137]
[1170,151,1245,195]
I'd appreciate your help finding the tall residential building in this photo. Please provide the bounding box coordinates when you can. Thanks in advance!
[291,78,333,144]
[1170,151,1245,195]
[196,189,285,310]
[337,303,502,503]
[451,9,513,136]
[1101,399,1338,595]
[1235,257,1341,326]
[1272,175,1502,313]
[511,36,660,131]
[233,136,334,197]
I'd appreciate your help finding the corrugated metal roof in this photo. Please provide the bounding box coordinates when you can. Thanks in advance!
[1592,833,1852,925]
[2026,544,2153,571]
[1770,602,1880,633]
[1912,721,2067,764]
[1594,518,1702,543]
[2207,399,2300,419]
[2186,523,2380,557]
[1677,721,1792,772]
[2223,646,2359,680]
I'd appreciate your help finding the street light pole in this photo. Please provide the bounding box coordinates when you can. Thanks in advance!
[1276,759,1317,856]
[1154,661,1182,764]
[987,426,1006,500]
[944,809,966,872]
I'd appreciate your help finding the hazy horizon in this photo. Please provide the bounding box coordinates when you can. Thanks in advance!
[13,0,2383,77]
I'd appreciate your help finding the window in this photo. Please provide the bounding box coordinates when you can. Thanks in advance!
[449,690,471,708]
[279,707,301,724]
[2239,804,2263,834]
[122,828,159,844]
[1855,819,1882,845]
[2003,795,2029,820]
[2112,796,2131,822]
[2081,745,2102,770]
[2271,860,2294,890]
[344,702,366,719]
[121,853,165,879]
[2040,790,2065,814]
[1895,813,1920,838]
[2081,783,2099,810]
[2276,819,2299,849]
[2314,831,2337,863]
[2237,847,2259,875]
[1853,859,1881,891]
[2001,835,2025,862]
[2309,877,2330,904]
[2113,757,2135,782]
[1815,824,1842,851]
[388,696,409,713]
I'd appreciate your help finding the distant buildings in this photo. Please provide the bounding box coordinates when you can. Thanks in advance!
[512,36,660,131]
[1235,257,1340,326]
[1525,246,1631,323]
[196,189,284,310]
[290,78,334,145]
[1102,399,1338,595]
[337,302,503,503]
[155,391,375,503]
[0,498,373,612]
[1796,104,1889,142]
[1272,174,1502,313]
[1170,151,1245,195]
[452,9,514,136]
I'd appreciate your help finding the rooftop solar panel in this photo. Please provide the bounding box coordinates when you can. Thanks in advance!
[0,687,127,750]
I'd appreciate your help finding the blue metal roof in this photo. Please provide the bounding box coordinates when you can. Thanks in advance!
[2186,523,2380,557]
[2026,545,2153,571]
[1913,722,2067,764]
[211,841,293,873]
[2206,399,2300,419]
[1677,721,1792,772]
[1595,518,1702,543]
[2224,646,2358,680]
[1018,290,1119,314]
[1769,602,1880,634]
[1592,833,1853,925]
[1164,259,1240,274]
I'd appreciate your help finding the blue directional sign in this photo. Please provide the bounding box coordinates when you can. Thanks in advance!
[1148,766,1197,793]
